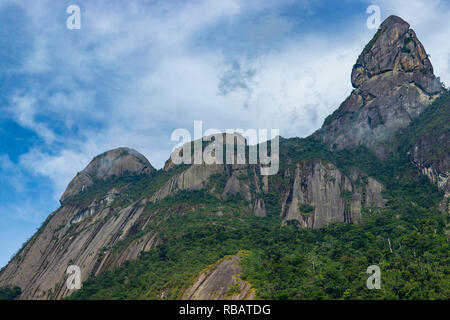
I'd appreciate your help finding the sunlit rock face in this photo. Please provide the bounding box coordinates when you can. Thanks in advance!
[408,129,450,214]
[181,252,255,300]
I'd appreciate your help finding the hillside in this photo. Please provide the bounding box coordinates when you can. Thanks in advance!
[66,111,449,299]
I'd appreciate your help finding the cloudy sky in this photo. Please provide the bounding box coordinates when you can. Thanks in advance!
[0,0,449,267]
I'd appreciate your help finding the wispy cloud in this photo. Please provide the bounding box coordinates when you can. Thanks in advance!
[8,95,55,144]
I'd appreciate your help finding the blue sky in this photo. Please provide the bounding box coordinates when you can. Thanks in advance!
[1,0,450,268]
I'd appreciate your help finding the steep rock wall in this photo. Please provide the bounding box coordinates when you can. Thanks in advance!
[281,160,386,228]
[181,252,255,300]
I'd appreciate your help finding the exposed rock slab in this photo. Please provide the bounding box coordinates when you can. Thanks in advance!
[181,252,255,300]
[409,130,450,214]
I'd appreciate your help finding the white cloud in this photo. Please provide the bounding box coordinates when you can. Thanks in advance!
[0,154,25,193]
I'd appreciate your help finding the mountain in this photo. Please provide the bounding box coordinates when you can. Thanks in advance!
[0,16,449,300]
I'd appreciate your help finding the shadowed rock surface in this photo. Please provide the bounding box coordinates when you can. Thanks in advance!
[403,93,450,213]
[281,160,385,228]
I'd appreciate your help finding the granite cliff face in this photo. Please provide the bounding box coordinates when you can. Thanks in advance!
[318,15,444,155]
[411,141,449,214]
[404,92,450,213]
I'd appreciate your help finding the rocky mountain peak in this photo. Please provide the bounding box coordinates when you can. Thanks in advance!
[351,15,433,88]
[318,15,444,155]
[60,147,154,203]
[163,133,247,171]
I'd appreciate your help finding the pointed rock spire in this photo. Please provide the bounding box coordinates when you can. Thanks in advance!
[318,15,444,155]
[351,15,435,89]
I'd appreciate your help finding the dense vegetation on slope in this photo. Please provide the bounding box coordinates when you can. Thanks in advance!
[67,182,448,300]
[0,286,21,300]
[67,95,450,300]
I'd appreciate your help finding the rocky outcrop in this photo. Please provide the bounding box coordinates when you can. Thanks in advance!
[181,252,255,300]
[61,148,154,203]
[154,134,266,215]
[157,134,249,200]
[163,133,246,172]
[281,160,386,228]
[152,162,266,216]
[253,198,266,217]
[318,15,444,155]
